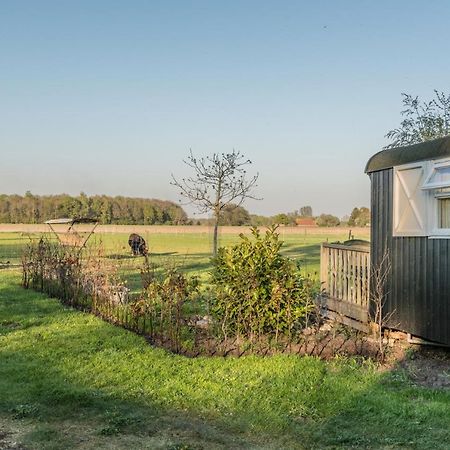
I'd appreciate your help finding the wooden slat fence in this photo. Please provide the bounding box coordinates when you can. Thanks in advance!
[320,243,371,331]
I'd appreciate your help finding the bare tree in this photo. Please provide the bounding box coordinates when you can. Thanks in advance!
[171,150,259,255]
[370,248,393,361]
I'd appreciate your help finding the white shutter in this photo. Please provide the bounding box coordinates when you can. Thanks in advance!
[393,162,429,236]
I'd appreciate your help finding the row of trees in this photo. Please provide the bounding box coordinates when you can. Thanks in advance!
[252,207,370,228]
[0,192,188,225]
[194,205,370,228]
[0,190,369,228]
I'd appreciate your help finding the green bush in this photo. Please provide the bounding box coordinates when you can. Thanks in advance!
[211,226,315,341]
[134,266,199,351]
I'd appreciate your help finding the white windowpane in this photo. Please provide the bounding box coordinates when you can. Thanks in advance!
[428,166,450,186]
[438,198,450,228]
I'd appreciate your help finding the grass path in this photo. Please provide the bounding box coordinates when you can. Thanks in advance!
[1,271,449,449]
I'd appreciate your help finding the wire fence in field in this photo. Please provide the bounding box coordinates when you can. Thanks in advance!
[0,231,213,299]
[0,225,368,278]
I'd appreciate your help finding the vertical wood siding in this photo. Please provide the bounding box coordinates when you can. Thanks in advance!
[370,169,450,345]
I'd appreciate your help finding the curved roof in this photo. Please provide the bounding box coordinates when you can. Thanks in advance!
[365,135,450,173]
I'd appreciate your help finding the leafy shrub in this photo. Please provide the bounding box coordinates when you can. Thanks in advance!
[211,226,315,341]
[22,237,123,311]
[22,237,84,302]
[133,265,199,351]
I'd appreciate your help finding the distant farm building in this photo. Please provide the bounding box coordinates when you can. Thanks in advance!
[295,217,317,227]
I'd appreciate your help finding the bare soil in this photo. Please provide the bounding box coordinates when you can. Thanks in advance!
[397,347,450,389]
[0,426,28,450]
[0,223,370,236]
[144,320,386,361]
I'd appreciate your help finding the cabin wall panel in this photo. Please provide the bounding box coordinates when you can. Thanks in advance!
[370,169,450,345]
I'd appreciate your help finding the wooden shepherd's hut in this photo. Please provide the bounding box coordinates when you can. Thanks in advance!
[365,136,450,345]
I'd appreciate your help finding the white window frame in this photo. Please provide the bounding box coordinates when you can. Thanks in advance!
[422,158,450,238]
[422,158,450,190]
[430,194,450,237]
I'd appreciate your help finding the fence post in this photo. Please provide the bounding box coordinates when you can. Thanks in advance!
[320,244,328,292]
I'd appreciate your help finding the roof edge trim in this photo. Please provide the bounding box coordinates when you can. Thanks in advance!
[365,136,450,173]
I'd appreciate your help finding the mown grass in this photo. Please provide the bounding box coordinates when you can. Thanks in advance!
[1,271,449,449]
[88,228,362,276]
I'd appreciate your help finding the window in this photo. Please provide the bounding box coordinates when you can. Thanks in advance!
[422,159,450,189]
[422,159,450,236]
[393,159,450,238]
[437,195,450,228]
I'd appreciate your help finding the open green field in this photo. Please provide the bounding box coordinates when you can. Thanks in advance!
[0,227,370,291]
[1,271,450,449]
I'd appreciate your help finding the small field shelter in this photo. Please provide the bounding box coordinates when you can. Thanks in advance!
[366,136,450,345]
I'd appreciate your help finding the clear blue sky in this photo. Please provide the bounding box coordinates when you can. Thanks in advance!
[1,1,450,217]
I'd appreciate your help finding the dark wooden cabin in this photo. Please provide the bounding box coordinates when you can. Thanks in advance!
[366,136,450,345]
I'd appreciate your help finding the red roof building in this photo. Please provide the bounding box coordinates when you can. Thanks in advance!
[295,217,317,227]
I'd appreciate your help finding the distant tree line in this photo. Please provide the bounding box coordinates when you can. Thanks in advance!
[195,204,370,228]
[251,205,370,228]
[250,206,313,227]
[1,192,369,228]
[0,192,188,225]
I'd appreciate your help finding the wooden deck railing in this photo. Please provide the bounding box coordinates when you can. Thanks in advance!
[320,242,371,330]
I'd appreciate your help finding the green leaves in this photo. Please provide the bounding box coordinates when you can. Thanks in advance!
[139,266,199,352]
[385,91,450,149]
[211,226,315,340]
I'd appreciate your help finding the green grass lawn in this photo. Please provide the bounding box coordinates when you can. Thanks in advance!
[89,228,366,274]
[1,270,449,449]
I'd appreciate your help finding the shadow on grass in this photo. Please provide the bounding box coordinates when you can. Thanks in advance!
[0,281,274,449]
[151,253,213,273]
[281,243,320,260]
[105,254,137,260]
[106,252,177,260]
[181,256,213,273]
[1,277,450,449]
[151,252,178,257]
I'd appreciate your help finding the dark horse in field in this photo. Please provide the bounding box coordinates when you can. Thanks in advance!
[128,233,148,256]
